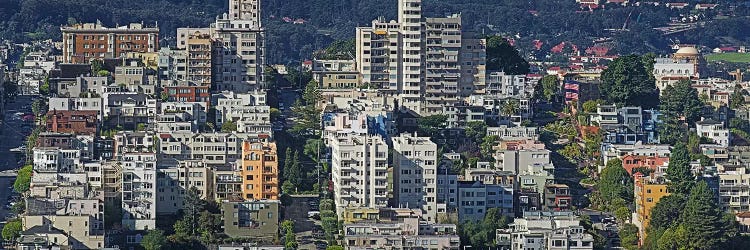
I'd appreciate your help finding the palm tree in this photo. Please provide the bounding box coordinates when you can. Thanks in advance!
[502,99,519,118]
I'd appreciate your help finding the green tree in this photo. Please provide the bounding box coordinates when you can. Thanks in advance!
[486,36,530,75]
[464,121,487,144]
[537,75,559,102]
[598,159,633,210]
[182,186,205,236]
[141,229,166,250]
[647,194,686,234]
[417,115,447,137]
[582,99,604,113]
[600,54,658,109]
[666,142,694,195]
[13,165,32,193]
[679,181,734,249]
[480,135,500,159]
[91,59,104,74]
[282,180,295,194]
[619,223,639,250]
[270,108,282,122]
[220,121,237,132]
[31,99,47,116]
[660,79,703,124]
[40,76,50,95]
[1,220,22,241]
[501,99,520,118]
[320,199,334,211]
[560,143,583,162]
[615,206,631,224]
[198,211,222,244]
[172,218,191,241]
[303,138,324,162]
[730,83,746,109]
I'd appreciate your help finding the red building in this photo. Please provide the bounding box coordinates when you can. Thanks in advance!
[61,23,159,63]
[164,85,211,104]
[46,110,98,135]
[622,154,670,175]
[544,184,572,211]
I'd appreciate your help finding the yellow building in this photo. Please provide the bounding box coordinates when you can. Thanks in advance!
[126,52,159,69]
[342,207,381,224]
[634,174,670,245]
[240,141,279,200]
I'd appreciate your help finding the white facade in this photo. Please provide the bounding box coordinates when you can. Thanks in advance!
[330,132,389,217]
[121,153,157,230]
[696,119,730,147]
[392,133,438,223]
[497,212,594,250]
[32,147,82,173]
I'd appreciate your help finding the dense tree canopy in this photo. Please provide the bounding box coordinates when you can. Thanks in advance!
[666,142,695,195]
[600,55,658,109]
[486,36,530,75]
[660,79,703,124]
[597,159,633,208]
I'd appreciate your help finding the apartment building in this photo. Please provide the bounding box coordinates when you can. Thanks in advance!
[114,64,157,95]
[55,76,110,98]
[113,131,156,159]
[544,184,572,211]
[240,141,279,200]
[48,97,105,120]
[160,101,208,124]
[600,143,672,171]
[496,211,594,250]
[330,132,389,217]
[214,163,244,201]
[156,160,215,215]
[622,154,670,175]
[213,91,269,133]
[32,147,82,173]
[716,163,750,214]
[158,132,268,167]
[696,118,730,147]
[158,33,214,88]
[392,133,438,223]
[221,200,280,241]
[456,180,514,221]
[211,9,265,92]
[61,22,159,63]
[633,174,669,245]
[46,110,98,136]
[102,92,157,129]
[460,34,486,96]
[343,218,460,249]
[355,17,401,97]
[311,59,360,89]
[121,153,157,231]
[356,0,486,115]
[485,72,533,98]
[23,198,105,249]
[487,125,539,140]
[423,14,462,115]
[493,140,551,176]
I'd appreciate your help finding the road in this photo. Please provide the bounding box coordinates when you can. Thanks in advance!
[284,195,325,250]
[0,95,34,170]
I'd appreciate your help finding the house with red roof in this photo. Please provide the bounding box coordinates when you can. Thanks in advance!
[666,3,689,9]
[695,3,718,10]
[585,46,610,56]
[622,154,670,175]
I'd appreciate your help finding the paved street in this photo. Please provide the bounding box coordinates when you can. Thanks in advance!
[0,95,34,170]
[284,195,325,250]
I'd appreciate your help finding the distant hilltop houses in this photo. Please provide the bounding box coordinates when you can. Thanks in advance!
[574,0,719,10]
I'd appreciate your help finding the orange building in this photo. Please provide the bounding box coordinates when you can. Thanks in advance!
[634,173,670,245]
[61,23,159,63]
[240,141,279,200]
[622,154,669,175]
